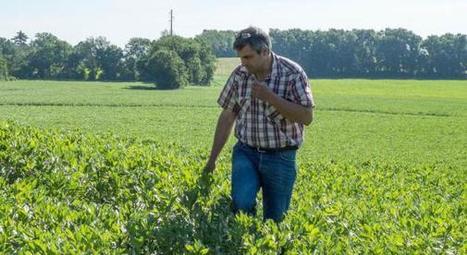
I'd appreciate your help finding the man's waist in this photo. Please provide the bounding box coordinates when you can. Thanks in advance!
[239,141,298,153]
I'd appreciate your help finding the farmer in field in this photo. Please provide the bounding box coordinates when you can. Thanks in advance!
[204,26,315,222]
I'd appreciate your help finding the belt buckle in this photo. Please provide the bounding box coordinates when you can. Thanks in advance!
[255,147,266,153]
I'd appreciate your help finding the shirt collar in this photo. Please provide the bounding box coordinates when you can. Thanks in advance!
[264,52,279,81]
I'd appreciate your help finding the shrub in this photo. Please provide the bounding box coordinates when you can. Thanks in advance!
[139,36,216,88]
[149,49,188,89]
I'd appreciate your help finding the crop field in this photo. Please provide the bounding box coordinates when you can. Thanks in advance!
[0,59,466,253]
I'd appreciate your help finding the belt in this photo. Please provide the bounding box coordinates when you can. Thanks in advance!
[242,142,298,153]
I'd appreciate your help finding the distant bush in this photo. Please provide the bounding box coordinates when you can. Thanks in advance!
[149,49,188,89]
[139,36,216,88]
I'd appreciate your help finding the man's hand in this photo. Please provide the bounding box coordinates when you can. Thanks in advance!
[252,82,274,102]
[203,159,216,173]
[252,81,313,125]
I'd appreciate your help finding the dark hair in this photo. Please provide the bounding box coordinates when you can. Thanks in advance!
[233,26,271,54]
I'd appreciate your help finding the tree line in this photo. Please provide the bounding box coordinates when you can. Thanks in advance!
[197,28,466,79]
[1,28,465,83]
[0,31,215,88]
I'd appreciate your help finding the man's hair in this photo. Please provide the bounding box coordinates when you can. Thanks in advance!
[233,26,271,54]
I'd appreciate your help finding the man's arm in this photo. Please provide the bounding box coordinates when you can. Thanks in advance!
[252,83,313,125]
[204,108,237,172]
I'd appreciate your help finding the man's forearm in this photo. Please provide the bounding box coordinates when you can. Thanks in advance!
[208,110,236,162]
[267,93,313,125]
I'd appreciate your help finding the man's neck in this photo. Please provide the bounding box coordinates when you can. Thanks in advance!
[254,53,273,81]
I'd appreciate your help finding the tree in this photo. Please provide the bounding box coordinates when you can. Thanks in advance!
[99,44,124,80]
[28,33,72,79]
[196,38,216,84]
[374,28,422,77]
[0,38,15,76]
[353,29,378,75]
[1,35,31,78]
[69,37,124,80]
[421,34,466,78]
[12,31,28,46]
[140,35,215,86]
[0,55,8,80]
[149,49,188,89]
[122,37,151,80]
[195,30,236,57]
[70,38,102,80]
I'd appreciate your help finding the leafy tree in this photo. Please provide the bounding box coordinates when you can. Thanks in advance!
[7,31,31,79]
[28,33,72,79]
[149,49,188,89]
[12,31,28,46]
[421,34,466,78]
[1,35,31,78]
[122,38,151,80]
[69,37,124,80]
[99,44,124,80]
[352,29,378,75]
[196,38,216,85]
[141,35,215,86]
[0,55,8,80]
[70,38,101,80]
[0,38,15,76]
[374,28,422,77]
[195,30,236,57]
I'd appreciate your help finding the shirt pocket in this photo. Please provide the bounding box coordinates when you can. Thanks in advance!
[265,104,285,124]
[236,92,251,117]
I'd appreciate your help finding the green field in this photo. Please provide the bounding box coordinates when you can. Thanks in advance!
[1,77,466,166]
[0,63,466,253]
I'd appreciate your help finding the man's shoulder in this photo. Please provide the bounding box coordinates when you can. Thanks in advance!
[231,64,249,79]
[274,54,305,76]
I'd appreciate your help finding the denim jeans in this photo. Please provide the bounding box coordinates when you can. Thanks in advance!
[231,142,297,222]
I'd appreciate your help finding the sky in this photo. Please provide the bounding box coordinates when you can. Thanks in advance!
[1,0,466,47]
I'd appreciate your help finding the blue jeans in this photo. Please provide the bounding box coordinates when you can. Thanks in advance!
[231,142,297,222]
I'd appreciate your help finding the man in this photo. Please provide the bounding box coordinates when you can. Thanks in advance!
[203,26,315,222]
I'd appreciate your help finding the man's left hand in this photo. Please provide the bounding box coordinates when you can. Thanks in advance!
[252,82,273,102]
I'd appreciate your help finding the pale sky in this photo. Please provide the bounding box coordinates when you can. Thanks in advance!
[1,0,466,47]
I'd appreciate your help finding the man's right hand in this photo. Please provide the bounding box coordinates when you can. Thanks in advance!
[203,160,216,173]
[204,108,236,174]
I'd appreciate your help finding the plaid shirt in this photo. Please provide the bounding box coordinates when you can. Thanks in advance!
[217,53,315,149]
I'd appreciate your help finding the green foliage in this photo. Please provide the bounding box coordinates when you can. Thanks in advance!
[196,30,236,57]
[122,38,152,81]
[69,37,124,81]
[141,35,216,87]
[0,78,466,168]
[0,55,8,80]
[149,49,189,89]
[0,35,31,79]
[28,33,72,79]
[12,31,28,46]
[270,28,466,79]
[2,29,465,81]
[0,121,464,253]
[421,34,467,78]
[0,76,466,254]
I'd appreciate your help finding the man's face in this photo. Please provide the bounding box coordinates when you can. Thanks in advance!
[237,45,268,74]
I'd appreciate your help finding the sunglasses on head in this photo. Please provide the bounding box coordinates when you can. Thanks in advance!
[235,31,270,51]
[236,32,252,39]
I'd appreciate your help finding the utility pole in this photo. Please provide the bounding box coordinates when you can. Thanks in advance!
[169,9,174,36]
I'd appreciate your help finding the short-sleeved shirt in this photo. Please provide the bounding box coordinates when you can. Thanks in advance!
[217,52,315,149]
